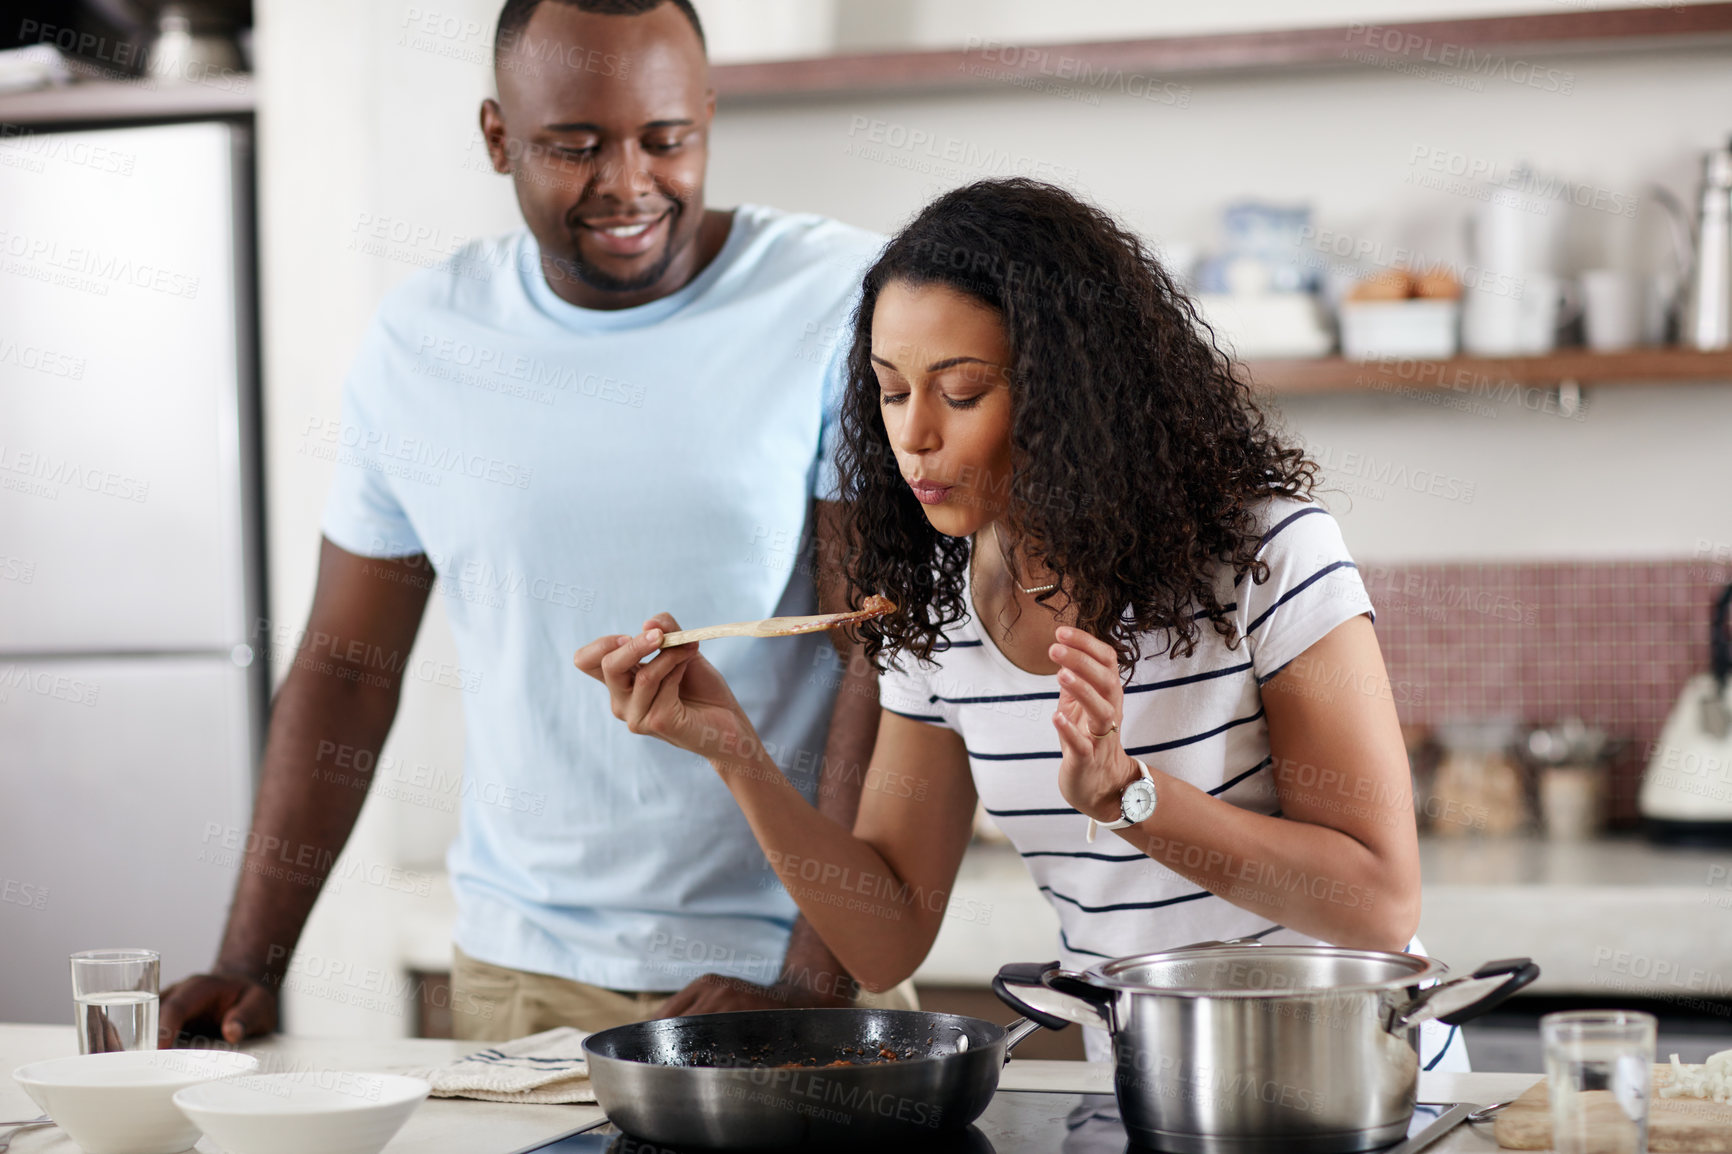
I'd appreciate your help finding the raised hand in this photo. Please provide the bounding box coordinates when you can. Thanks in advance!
[573,611,754,761]
[1048,625,1141,821]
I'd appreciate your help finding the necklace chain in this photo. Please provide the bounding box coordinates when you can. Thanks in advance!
[992,521,1059,596]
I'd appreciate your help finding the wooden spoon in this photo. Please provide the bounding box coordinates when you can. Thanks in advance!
[658,595,897,648]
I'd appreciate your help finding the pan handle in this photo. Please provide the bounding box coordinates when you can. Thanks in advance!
[992,961,1113,1032]
[1000,1016,1047,1062]
[1392,957,1540,1030]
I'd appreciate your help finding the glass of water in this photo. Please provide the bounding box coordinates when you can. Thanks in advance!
[70,949,160,1053]
[1542,1010,1656,1154]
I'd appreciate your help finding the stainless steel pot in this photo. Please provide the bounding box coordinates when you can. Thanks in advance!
[994,942,1538,1154]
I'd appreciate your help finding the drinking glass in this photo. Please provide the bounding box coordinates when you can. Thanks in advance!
[1542,1010,1656,1154]
[70,948,160,1053]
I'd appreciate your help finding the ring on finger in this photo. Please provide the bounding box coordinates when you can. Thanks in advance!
[1087,721,1119,740]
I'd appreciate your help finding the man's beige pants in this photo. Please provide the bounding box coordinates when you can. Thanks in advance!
[450,945,919,1041]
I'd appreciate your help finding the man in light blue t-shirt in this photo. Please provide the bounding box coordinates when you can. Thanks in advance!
[158,0,893,1045]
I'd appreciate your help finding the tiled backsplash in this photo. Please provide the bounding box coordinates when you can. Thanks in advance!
[1365,559,1730,825]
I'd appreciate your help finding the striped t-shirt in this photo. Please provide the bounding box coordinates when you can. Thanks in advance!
[878,496,1466,1070]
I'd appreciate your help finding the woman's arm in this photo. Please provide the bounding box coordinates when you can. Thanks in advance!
[715,709,979,990]
[574,617,979,990]
[1050,616,1420,949]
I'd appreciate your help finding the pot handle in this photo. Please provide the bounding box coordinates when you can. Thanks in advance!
[992,961,1112,1033]
[1393,957,1541,1030]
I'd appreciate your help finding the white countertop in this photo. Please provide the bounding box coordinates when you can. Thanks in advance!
[3,1025,598,1154]
[1412,834,1732,992]
[395,835,1732,993]
[1418,835,1731,888]
[2,1023,1537,1154]
[916,835,1732,992]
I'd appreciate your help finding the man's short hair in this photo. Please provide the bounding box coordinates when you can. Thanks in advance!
[495,0,707,68]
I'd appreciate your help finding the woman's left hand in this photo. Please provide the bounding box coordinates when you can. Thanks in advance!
[1050,626,1140,822]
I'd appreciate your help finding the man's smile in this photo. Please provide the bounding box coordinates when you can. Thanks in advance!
[578,208,673,257]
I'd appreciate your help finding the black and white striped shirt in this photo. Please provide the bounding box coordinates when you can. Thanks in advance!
[878,498,1467,1070]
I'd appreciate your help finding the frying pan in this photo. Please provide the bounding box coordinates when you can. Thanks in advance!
[581,1008,1045,1149]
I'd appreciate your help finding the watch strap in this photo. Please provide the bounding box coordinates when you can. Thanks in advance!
[1084,757,1156,843]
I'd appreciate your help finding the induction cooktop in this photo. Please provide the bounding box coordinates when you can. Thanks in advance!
[519,1091,1475,1154]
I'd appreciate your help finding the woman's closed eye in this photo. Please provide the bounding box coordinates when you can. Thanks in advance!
[879,389,984,410]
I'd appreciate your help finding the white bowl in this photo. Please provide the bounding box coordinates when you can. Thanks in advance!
[173,1072,429,1154]
[13,1049,259,1154]
[1194,292,1335,359]
[1339,299,1460,360]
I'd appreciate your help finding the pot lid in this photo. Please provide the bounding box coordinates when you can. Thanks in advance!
[1086,944,1449,997]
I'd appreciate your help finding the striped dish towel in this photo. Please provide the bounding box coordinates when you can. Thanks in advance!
[402,1027,595,1104]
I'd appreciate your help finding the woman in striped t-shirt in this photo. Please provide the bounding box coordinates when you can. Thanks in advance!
[578,178,1463,1069]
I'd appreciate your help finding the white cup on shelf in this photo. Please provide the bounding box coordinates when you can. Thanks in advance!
[1462,272,1577,355]
[1580,269,1641,352]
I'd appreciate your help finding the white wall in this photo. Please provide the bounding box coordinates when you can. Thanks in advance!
[702,45,1732,561]
[253,1,1732,1035]
[701,0,837,61]
[255,0,517,1037]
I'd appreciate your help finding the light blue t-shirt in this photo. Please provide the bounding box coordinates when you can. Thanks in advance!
[320,205,884,989]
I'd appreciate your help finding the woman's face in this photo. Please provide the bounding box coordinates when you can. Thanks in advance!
[870,279,1015,539]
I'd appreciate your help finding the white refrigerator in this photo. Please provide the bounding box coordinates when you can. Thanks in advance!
[0,119,264,1026]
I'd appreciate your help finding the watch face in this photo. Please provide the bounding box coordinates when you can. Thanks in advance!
[1121,778,1158,825]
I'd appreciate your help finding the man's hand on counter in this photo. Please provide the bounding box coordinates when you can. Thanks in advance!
[656,970,853,1018]
[158,971,279,1047]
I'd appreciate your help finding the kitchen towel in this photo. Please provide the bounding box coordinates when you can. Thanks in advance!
[402,1027,595,1104]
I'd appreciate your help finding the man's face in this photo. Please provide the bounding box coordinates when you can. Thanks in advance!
[483,3,713,307]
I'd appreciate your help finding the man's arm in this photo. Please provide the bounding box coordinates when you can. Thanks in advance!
[158,538,432,1045]
[657,500,878,1014]
[776,650,877,998]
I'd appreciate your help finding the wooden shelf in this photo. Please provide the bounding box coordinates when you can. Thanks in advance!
[712,3,1732,101]
[0,78,253,126]
[1242,348,1732,396]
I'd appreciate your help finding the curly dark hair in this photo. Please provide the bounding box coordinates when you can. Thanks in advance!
[835,178,1319,678]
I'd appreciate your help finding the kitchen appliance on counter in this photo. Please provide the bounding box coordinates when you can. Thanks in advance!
[551,1093,1483,1154]
[0,120,263,1023]
[994,942,1538,1154]
[1639,584,1732,845]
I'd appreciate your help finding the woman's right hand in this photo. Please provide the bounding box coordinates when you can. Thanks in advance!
[574,611,755,763]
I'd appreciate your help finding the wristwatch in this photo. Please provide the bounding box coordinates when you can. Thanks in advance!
[1085,757,1158,843]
